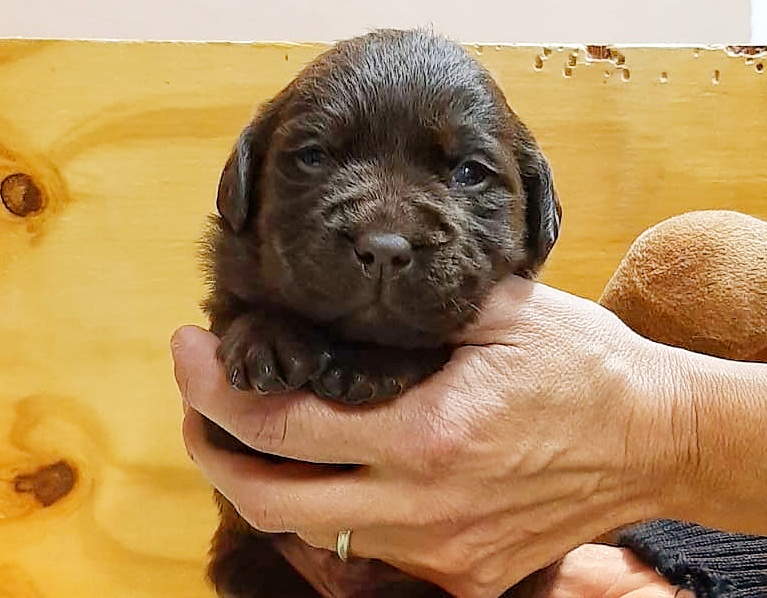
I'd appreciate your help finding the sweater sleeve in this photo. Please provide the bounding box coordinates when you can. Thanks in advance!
[617,519,767,597]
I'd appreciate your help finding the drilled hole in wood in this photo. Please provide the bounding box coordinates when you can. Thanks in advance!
[621,68,631,82]
[534,55,544,71]
[1,172,44,216]
[712,69,721,85]
[659,71,669,83]
[563,66,573,78]
[586,45,611,60]
[567,53,577,67]
[757,63,764,74]
[585,46,626,68]
[726,45,767,57]
[14,460,77,507]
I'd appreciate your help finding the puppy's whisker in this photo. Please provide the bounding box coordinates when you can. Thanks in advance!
[466,301,481,315]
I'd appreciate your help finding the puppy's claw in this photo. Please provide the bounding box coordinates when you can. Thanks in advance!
[381,377,404,398]
[312,366,407,404]
[313,367,346,400]
[252,372,286,394]
[347,375,376,404]
[245,345,287,393]
[229,367,247,391]
[273,329,332,390]
[282,352,329,390]
[318,350,333,374]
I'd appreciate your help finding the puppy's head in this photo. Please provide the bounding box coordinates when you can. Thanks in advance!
[214,29,561,347]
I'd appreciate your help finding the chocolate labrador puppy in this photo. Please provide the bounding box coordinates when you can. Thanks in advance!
[202,29,562,598]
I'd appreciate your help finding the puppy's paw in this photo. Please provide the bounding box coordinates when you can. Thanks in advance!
[311,345,451,405]
[312,362,402,404]
[217,311,331,393]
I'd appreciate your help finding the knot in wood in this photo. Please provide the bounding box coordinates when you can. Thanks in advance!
[14,460,77,507]
[1,172,44,216]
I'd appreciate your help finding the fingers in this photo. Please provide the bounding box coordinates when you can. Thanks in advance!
[172,325,470,466]
[173,325,392,464]
[548,544,696,598]
[181,405,419,538]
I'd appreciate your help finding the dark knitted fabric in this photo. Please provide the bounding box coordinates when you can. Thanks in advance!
[618,519,767,597]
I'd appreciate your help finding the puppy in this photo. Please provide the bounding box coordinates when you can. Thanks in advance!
[202,29,562,598]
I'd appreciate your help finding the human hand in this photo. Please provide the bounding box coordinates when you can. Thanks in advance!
[174,276,686,598]
[541,544,693,598]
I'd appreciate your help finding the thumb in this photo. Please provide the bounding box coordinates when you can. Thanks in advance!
[171,325,220,401]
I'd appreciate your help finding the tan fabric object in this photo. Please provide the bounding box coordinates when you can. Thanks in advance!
[599,210,767,362]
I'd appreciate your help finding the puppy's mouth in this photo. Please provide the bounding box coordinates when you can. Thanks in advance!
[272,237,465,345]
[329,293,460,347]
[347,296,404,326]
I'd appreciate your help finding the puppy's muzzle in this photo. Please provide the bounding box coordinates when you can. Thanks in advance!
[353,231,413,279]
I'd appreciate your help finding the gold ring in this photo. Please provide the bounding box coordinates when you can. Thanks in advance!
[336,529,352,562]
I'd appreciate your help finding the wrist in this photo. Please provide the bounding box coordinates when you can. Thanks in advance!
[563,320,681,531]
[658,350,767,534]
[606,334,697,526]
[629,342,705,524]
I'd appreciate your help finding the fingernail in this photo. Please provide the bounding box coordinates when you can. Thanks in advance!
[170,328,187,358]
[182,433,196,463]
[171,331,191,401]
[176,364,191,402]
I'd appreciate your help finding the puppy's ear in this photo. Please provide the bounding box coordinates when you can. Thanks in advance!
[216,98,284,233]
[216,126,256,233]
[519,142,562,272]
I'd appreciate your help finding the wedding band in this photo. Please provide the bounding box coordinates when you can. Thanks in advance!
[336,529,352,562]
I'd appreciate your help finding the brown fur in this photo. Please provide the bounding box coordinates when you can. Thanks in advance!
[202,29,562,598]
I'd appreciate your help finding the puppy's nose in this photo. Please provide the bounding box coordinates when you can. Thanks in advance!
[354,232,413,276]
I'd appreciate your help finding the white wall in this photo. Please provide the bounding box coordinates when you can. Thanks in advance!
[754,0,767,40]
[0,0,762,43]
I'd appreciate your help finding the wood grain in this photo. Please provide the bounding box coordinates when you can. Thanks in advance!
[0,40,765,597]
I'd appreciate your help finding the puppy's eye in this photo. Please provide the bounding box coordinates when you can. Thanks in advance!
[295,145,327,171]
[451,160,492,190]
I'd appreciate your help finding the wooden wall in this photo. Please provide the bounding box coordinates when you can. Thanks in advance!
[0,41,765,597]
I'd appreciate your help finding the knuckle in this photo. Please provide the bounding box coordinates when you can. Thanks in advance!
[420,541,477,577]
[295,529,330,551]
[469,564,506,597]
[230,488,287,533]
[419,542,504,597]
[242,500,287,533]
[242,403,290,449]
